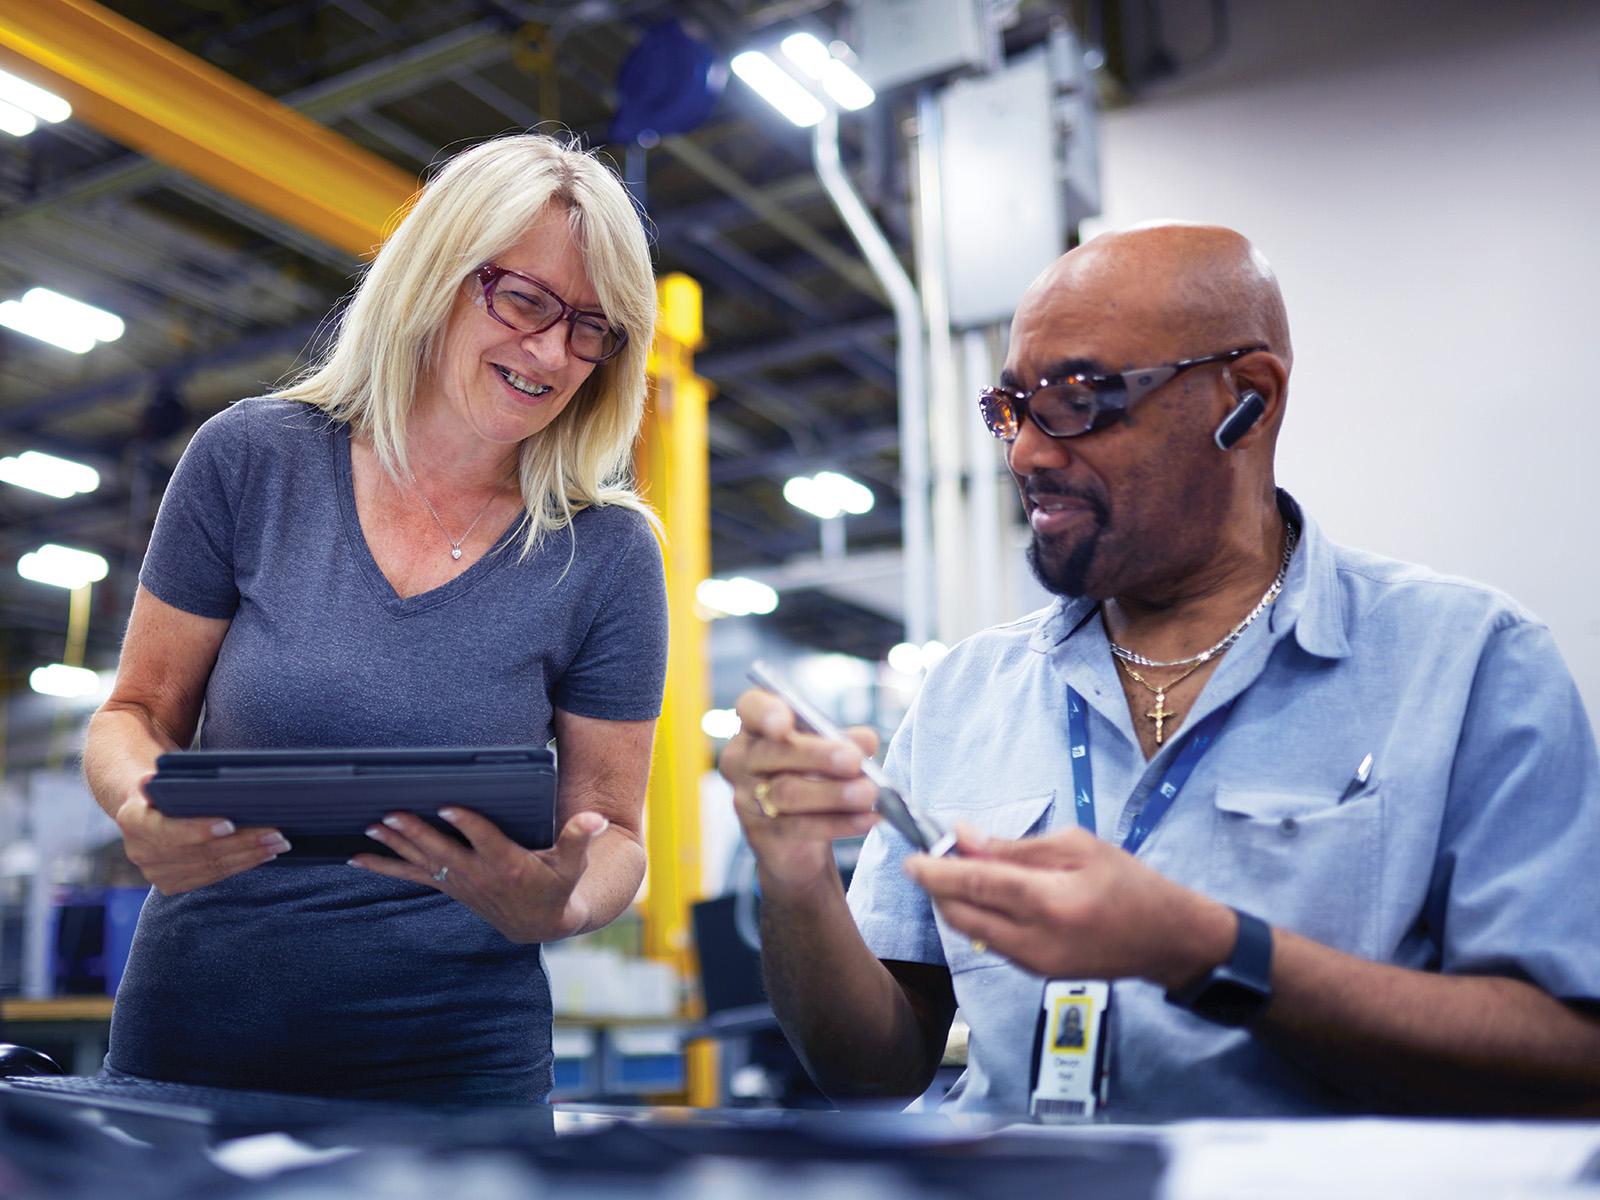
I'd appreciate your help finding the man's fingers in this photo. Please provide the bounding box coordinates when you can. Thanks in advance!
[905,854,1043,915]
[757,810,880,842]
[746,773,877,819]
[734,687,799,740]
[741,730,866,780]
[955,824,1096,867]
[845,726,880,758]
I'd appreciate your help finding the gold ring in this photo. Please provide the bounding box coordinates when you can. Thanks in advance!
[970,939,987,955]
[753,779,778,819]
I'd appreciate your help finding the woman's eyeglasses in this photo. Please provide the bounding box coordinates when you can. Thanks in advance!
[473,263,628,364]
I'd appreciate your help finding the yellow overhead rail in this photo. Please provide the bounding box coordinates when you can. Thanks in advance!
[0,0,418,257]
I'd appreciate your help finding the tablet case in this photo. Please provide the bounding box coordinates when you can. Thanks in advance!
[146,746,556,864]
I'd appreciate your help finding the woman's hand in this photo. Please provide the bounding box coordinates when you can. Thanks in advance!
[719,687,881,894]
[116,773,290,895]
[350,806,611,943]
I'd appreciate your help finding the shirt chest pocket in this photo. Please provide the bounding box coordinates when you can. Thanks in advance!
[936,791,1056,977]
[1206,786,1383,959]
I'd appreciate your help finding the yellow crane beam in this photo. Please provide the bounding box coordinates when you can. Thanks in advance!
[0,0,418,257]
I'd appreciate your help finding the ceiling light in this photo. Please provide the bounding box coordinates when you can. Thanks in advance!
[731,50,826,127]
[0,287,123,353]
[30,663,100,699]
[887,642,921,674]
[0,450,100,499]
[23,288,124,341]
[0,68,71,125]
[779,33,832,77]
[701,708,742,739]
[888,640,949,674]
[779,33,875,111]
[820,59,875,111]
[783,471,875,520]
[696,576,779,617]
[17,543,109,589]
[0,99,35,138]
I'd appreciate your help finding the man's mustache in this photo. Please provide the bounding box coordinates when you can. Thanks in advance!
[1021,476,1109,524]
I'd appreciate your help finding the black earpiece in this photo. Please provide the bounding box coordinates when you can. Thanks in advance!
[1213,389,1266,450]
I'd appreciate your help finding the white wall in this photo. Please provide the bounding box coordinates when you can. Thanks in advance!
[1082,1,1600,719]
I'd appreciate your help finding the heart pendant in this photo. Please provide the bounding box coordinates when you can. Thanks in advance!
[451,548,462,560]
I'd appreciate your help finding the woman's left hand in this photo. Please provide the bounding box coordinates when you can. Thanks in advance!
[351,806,610,943]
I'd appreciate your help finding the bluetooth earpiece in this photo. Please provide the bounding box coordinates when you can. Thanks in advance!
[1213,389,1266,450]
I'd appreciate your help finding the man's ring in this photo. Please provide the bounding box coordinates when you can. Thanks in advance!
[753,779,778,819]
[432,865,449,883]
[970,939,987,954]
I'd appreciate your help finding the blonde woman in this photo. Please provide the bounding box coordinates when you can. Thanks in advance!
[83,134,666,1104]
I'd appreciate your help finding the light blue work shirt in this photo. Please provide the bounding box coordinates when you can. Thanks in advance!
[846,494,1600,1118]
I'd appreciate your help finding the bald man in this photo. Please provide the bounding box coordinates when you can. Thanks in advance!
[720,224,1600,1118]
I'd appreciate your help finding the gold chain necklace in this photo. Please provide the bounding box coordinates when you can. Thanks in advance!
[1114,656,1209,745]
[1111,523,1300,745]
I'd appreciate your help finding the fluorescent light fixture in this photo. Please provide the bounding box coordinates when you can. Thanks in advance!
[731,50,825,127]
[779,33,875,111]
[17,543,109,589]
[30,663,100,699]
[888,639,949,674]
[701,708,742,739]
[779,33,831,77]
[820,59,875,110]
[696,576,779,617]
[0,299,93,352]
[783,471,875,520]
[0,287,123,353]
[0,99,35,138]
[23,288,124,342]
[0,68,71,125]
[0,450,100,499]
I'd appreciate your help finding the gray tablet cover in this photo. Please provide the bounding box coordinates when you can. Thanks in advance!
[146,746,556,864]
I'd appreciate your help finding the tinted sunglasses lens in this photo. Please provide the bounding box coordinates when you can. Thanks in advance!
[978,392,1019,440]
[1030,383,1104,437]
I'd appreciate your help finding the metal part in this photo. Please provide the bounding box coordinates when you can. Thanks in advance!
[813,107,931,646]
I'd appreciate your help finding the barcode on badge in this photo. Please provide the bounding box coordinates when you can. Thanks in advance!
[1032,1097,1088,1117]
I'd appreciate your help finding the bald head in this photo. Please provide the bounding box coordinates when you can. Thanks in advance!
[1023,222,1292,370]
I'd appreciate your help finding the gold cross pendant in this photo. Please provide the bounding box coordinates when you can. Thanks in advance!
[1146,690,1175,744]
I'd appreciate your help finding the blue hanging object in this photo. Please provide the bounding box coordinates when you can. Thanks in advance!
[610,19,721,145]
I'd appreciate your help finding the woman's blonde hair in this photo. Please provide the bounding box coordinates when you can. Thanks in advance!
[274,133,658,555]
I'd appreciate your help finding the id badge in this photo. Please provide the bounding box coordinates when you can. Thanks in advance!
[1028,979,1111,1121]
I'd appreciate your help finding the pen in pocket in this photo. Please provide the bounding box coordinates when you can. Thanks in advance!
[1337,753,1374,804]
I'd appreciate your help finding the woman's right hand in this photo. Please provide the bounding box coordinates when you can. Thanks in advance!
[116,774,290,894]
[719,687,882,893]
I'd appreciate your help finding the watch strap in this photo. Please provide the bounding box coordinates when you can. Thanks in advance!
[1166,907,1273,1027]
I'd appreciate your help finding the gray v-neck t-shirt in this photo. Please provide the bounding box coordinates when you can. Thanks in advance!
[110,397,667,1102]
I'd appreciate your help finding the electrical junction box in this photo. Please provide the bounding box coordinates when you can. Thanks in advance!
[939,27,1101,329]
[851,0,985,92]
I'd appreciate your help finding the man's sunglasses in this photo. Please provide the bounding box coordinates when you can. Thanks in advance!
[978,346,1265,441]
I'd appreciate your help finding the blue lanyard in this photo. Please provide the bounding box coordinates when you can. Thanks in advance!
[1067,685,1234,855]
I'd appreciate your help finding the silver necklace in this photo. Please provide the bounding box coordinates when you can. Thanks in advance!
[409,470,510,560]
[1108,522,1299,670]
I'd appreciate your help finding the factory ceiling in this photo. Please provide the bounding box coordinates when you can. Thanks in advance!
[0,0,1107,766]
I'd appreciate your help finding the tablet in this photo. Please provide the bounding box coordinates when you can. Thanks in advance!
[145,746,556,864]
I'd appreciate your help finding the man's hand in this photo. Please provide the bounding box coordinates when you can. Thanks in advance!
[904,824,1236,990]
[718,687,882,892]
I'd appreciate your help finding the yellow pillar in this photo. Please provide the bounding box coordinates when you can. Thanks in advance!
[0,0,418,257]
[638,273,717,1104]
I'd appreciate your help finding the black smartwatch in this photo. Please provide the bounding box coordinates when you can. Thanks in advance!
[1166,908,1273,1027]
